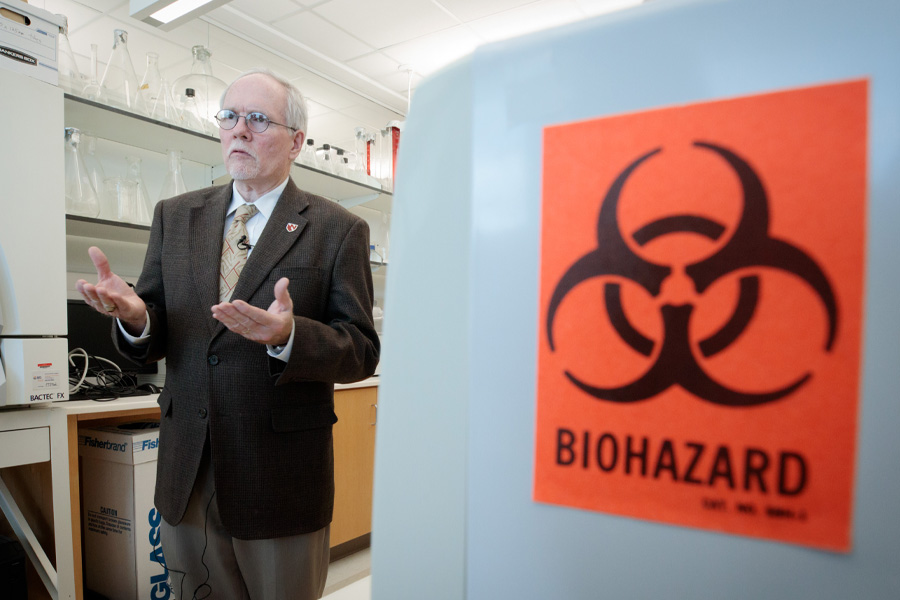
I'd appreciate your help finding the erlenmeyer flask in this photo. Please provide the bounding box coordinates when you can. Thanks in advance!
[172,46,227,134]
[158,149,188,202]
[149,78,179,125]
[180,88,207,133]
[125,156,153,225]
[82,44,102,102]
[82,134,107,214]
[64,128,100,218]
[139,52,163,111]
[100,29,145,114]
[57,16,83,95]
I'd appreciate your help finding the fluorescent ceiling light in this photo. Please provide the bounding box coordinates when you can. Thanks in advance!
[152,0,215,24]
[130,0,232,31]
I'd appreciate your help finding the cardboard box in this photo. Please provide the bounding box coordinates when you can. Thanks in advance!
[0,0,63,85]
[79,421,172,600]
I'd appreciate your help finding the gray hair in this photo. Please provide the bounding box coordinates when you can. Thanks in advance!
[220,68,308,135]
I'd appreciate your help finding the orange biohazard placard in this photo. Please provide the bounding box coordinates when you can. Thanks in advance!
[534,80,867,552]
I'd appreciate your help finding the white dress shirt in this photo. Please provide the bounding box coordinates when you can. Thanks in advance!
[120,177,296,362]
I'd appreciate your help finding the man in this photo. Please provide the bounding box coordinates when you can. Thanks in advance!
[76,69,380,599]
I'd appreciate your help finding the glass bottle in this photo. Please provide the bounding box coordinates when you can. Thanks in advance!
[82,44,102,102]
[57,16,83,95]
[316,144,335,174]
[299,138,316,167]
[335,148,349,178]
[64,128,100,218]
[100,29,144,114]
[180,88,207,133]
[158,149,188,202]
[139,52,163,111]
[125,156,153,225]
[172,46,227,134]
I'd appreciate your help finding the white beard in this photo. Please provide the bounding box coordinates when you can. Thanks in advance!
[226,143,260,180]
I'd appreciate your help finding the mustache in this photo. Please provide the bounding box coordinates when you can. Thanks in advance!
[228,142,257,159]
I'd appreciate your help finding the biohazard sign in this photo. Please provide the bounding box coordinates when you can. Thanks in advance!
[534,80,866,552]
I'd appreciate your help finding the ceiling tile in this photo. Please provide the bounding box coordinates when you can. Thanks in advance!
[378,69,425,95]
[313,0,458,49]
[274,11,374,62]
[467,0,586,42]
[41,0,103,32]
[297,76,375,111]
[575,0,643,17]
[381,25,481,76]
[345,52,403,80]
[227,0,304,24]
[305,99,332,118]
[339,102,405,132]
[433,0,539,23]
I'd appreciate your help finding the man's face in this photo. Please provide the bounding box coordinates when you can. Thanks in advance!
[218,73,303,188]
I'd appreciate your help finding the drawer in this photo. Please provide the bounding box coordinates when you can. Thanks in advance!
[0,427,50,468]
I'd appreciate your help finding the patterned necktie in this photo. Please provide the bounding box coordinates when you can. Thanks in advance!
[220,203,259,302]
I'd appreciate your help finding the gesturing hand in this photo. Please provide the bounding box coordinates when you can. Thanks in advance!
[211,277,294,346]
[75,246,148,335]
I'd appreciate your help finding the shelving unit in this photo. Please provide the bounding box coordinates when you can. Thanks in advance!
[63,94,392,218]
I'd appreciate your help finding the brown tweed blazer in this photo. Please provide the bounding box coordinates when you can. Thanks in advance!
[114,178,380,539]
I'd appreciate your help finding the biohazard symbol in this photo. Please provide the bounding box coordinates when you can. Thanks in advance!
[545,141,838,407]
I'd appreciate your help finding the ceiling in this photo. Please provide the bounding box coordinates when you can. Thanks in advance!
[35,0,646,152]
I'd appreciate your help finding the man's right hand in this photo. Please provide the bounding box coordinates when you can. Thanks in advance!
[76,246,148,336]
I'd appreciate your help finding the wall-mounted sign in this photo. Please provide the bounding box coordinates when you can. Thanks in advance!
[534,80,867,552]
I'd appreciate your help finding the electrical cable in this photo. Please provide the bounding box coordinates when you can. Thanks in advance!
[68,348,137,401]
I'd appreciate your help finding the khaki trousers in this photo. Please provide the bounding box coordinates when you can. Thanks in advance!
[158,443,330,600]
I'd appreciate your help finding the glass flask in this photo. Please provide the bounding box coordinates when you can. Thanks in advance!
[172,46,227,134]
[139,52,163,111]
[82,44,102,102]
[99,29,145,114]
[82,134,107,213]
[64,128,100,217]
[158,149,188,202]
[334,147,347,177]
[299,138,316,167]
[149,77,180,125]
[125,156,153,225]
[57,16,83,96]
[180,88,207,133]
[316,144,335,174]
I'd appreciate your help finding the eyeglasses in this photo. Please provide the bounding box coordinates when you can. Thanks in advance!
[215,109,297,133]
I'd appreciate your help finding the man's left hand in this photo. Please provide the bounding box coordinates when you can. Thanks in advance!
[211,277,293,345]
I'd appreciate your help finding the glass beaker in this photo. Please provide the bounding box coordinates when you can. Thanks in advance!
[99,29,145,114]
[57,16,83,95]
[82,44,102,102]
[172,46,226,134]
[103,177,139,223]
[125,156,153,224]
[158,149,188,202]
[64,128,100,217]
[139,52,163,111]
